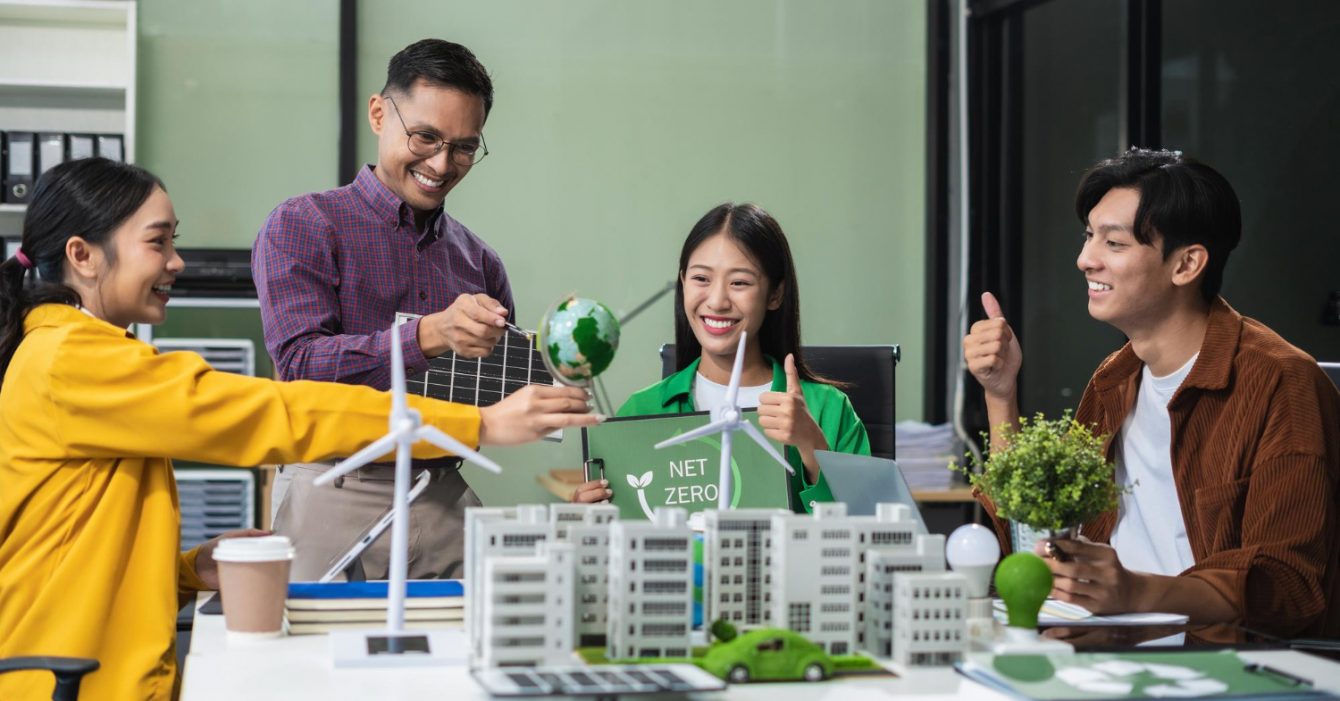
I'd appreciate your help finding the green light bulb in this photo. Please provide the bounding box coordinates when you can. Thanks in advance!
[994,552,1052,629]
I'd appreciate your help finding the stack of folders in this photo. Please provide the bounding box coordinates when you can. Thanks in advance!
[285,580,464,635]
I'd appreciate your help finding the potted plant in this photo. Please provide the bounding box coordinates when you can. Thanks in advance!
[953,411,1121,549]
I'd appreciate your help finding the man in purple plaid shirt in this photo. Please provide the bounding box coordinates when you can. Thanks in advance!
[253,39,516,580]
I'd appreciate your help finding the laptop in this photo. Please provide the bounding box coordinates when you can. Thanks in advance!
[815,450,927,533]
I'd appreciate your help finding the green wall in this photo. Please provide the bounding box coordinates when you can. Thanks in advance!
[138,1,927,506]
[137,1,339,248]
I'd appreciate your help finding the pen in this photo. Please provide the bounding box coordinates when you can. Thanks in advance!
[1244,662,1312,687]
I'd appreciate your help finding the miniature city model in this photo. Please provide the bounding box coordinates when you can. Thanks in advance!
[464,500,972,673]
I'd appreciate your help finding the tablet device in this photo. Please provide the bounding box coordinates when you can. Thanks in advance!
[815,450,927,532]
[319,469,433,583]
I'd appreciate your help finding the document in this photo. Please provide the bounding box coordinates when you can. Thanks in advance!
[993,599,1190,627]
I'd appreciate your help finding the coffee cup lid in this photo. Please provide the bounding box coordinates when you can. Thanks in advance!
[212,535,295,563]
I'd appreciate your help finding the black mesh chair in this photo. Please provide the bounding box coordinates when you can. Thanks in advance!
[0,657,99,701]
[659,344,900,459]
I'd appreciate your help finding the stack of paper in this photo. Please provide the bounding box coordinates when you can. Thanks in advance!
[285,580,464,635]
[895,421,959,491]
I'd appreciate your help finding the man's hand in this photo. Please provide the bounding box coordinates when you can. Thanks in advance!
[963,292,1023,401]
[478,385,603,445]
[194,528,272,590]
[757,354,827,481]
[418,293,509,358]
[571,479,612,504]
[1035,536,1146,615]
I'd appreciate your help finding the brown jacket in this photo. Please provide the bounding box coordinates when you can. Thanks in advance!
[981,298,1340,637]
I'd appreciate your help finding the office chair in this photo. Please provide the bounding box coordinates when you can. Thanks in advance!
[659,344,900,459]
[0,657,99,701]
[1321,362,1340,391]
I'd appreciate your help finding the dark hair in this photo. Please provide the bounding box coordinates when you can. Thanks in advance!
[0,157,164,382]
[673,203,838,386]
[1075,148,1241,304]
[381,38,494,115]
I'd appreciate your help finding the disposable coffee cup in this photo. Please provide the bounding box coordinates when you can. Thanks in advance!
[213,535,294,640]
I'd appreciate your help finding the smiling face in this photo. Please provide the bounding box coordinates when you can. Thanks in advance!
[368,79,486,215]
[681,232,783,364]
[1076,187,1188,334]
[71,186,183,328]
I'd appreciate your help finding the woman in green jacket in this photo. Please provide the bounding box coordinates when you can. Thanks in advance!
[573,203,869,513]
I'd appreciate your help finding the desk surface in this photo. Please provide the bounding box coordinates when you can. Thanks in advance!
[182,595,1340,700]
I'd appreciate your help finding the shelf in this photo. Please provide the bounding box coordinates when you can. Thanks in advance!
[0,0,130,26]
[0,79,127,96]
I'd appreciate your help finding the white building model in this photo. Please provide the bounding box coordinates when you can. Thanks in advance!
[891,571,969,667]
[702,508,789,630]
[477,541,575,667]
[465,505,546,665]
[465,499,971,669]
[606,507,694,661]
[551,504,619,646]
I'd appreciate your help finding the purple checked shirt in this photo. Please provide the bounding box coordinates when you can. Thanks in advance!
[253,165,514,390]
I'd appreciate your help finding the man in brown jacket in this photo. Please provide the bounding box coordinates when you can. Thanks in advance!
[964,148,1340,638]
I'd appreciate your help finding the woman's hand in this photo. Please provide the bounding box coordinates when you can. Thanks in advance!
[478,385,603,446]
[194,528,271,590]
[571,479,612,504]
[757,354,827,481]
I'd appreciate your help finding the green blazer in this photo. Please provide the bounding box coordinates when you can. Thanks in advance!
[617,356,871,513]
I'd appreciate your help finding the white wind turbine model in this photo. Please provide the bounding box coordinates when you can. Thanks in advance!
[314,322,502,667]
[654,330,794,509]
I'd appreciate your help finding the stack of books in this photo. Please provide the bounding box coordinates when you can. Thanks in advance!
[285,580,465,635]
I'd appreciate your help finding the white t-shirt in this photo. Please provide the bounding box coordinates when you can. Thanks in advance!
[693,372,772,411]
[1110,353,1199,576]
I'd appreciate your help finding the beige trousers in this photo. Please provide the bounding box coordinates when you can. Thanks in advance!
[273,462,481,581]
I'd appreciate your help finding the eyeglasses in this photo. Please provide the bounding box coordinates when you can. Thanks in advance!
[384,95,489,166]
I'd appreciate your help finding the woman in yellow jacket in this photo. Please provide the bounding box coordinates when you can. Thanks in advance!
[0,158,599,701]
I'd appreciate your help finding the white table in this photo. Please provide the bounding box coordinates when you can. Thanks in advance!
[181,594,1340,700]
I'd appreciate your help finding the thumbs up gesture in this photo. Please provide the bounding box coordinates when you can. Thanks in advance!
[758,354,828,480]
[964,292,1023,400]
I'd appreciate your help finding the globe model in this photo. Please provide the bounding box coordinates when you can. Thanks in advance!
[538,296,620,383]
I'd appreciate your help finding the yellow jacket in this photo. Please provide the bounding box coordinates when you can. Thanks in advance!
[0,304,481,701]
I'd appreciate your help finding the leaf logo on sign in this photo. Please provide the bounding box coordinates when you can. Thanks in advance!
[627,471,656,519]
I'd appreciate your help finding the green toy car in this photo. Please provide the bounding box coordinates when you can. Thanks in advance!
[698,629,834,683]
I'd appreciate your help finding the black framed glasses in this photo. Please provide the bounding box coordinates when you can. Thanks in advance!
[384,95,489,166]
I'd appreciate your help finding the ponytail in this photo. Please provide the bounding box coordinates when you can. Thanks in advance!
[0,158,163,385]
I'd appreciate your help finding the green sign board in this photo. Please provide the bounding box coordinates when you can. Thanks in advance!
[581,411,793,520]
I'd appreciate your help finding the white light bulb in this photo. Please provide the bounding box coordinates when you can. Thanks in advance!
[945,523,1001,599]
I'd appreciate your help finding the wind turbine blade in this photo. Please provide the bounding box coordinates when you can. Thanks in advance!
[418,425,503,474]
[724,330,747,407]
[390,322,408,417]
[740,421,795,475]
[654,419,734,449]
[314,433,400,486]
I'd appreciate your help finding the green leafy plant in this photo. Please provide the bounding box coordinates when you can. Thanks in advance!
[709,617,738,644]
[952,411,1119,531]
